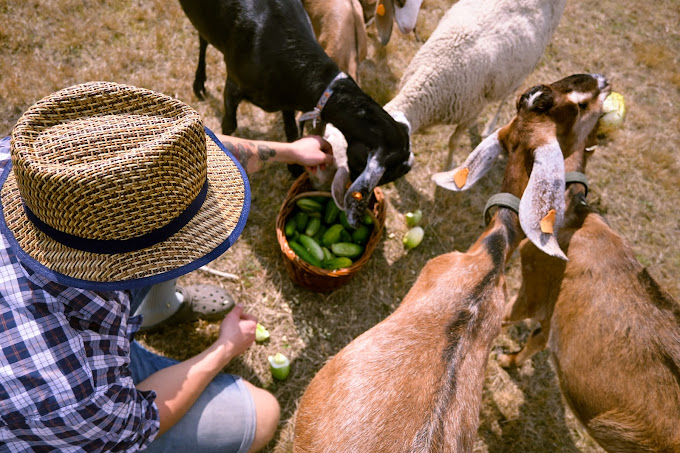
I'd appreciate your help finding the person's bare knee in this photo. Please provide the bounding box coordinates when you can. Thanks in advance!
[244,381,280,452]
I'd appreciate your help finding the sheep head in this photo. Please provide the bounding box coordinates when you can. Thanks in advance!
[432,73,611,260]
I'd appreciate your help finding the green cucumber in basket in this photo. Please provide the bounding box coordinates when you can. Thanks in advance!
[351,225,371,244]
[322,224,345,247]
[296,198,324,213]
[289,240,321,267]
[294,211,309,232]
[331,242,364,258]
[284,217,297,237]
[324,199,341,224]
[298,234,325,262]
[321,256,354,270]
[304,216,321,237]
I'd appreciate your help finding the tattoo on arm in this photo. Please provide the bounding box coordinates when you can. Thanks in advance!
[257,144,276,162]
[220,138,251,169]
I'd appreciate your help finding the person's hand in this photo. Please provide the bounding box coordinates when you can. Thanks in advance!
[289,136,334,168]
[216,304,258,362]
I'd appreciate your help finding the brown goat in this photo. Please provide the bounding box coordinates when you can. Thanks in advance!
[301,0,368,82]
[293,74,610,452]
[498,101,680,451]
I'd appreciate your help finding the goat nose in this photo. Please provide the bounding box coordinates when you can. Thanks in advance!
[591,74,610,91]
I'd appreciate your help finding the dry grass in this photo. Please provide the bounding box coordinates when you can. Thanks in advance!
[2,0,679,451]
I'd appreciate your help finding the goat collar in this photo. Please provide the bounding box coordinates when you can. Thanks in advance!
[298,72,348,128]
[565,171,589,197]
[484,172,589,225]
[484,193,520,225]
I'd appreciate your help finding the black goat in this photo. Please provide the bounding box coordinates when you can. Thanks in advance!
[178,0,412,226]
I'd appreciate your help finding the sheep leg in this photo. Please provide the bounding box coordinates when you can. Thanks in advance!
[445,123,467,170]
[497,319,550,368]
[222,77,242,135]
[481,96,508,138]
[193,36,209,100]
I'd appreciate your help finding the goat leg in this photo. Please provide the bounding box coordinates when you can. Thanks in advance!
[497,320,550,368]
[222,77,242,135]
[193,36,209,100]
[282,110,300,142]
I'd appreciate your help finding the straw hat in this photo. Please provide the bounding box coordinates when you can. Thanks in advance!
[0,81,250,291]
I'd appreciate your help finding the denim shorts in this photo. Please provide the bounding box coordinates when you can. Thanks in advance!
[129,340,256,453]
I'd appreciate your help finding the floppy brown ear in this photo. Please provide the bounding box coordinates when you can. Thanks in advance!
[375,0,394,46]
[519,140,567,260]
[431,130,502,191]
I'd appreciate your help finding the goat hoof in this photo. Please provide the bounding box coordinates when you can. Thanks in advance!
[193,84,207,101]
[495,351,518,369]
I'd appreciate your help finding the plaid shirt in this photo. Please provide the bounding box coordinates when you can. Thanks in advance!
[0,137,160,452]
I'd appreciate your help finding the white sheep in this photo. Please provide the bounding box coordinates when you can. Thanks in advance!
[383,0,567,168]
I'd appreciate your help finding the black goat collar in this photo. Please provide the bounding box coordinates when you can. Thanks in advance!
[484,193,520,225]
[298,72,348,127]
[565,171,589,197]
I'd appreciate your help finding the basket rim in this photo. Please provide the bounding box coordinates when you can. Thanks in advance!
[276,179,385,279]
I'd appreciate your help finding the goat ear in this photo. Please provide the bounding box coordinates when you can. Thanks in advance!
[431,129,502,191]
[519,140,567,260]
[393,0,423,34]
[375,0,394,46]
[331,166,350,210]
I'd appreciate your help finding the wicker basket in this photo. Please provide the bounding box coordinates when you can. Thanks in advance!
[276,173,386,292]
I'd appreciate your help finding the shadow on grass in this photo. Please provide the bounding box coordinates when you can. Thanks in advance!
[478,351,583,452]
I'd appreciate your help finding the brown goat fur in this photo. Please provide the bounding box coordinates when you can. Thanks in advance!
[302,0,367,82]
[294,74,610,452]
[499,121,680,451]
[294,216,518,452]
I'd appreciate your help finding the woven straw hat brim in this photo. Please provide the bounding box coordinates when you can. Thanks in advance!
[0,129,250,291]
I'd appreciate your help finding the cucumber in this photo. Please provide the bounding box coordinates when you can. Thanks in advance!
[313,224,327,242]
[324,199,341,224]
[321,246,335,261]
[331,242,364,258]
[351,225,371,244]
[305,216,321,237]
[284,217,297,237]
[296,198,324,213]
[321,256,353,270]
[340,229,353,243]
[403,226,425,249]
[294,211,309,232]
[289,240,321,267]
[322,224,344,247]
[298,234,324,262]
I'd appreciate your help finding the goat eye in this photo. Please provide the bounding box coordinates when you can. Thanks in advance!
[578,102,588,110]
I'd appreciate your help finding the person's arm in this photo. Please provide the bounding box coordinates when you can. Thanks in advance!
[215,133,333,173]
[135,304,257,436]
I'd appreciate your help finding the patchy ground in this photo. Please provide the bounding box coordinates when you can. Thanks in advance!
[1,0,678,451]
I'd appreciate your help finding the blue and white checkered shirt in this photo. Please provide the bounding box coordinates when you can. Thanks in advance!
[0,137,160,452]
